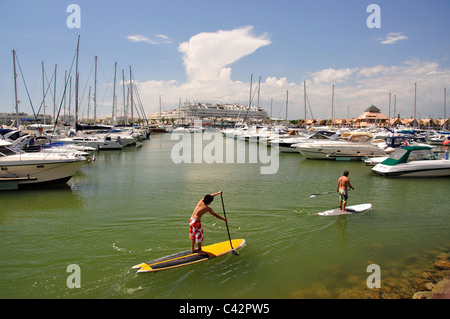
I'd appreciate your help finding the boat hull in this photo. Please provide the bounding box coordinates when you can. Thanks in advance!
[0,156,85,185]
[296,143,387,160]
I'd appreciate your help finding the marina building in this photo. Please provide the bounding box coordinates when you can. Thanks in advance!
[0,112,53,126]
[181,102,269,121]
[356,105,389,126]
[151,102,270,125]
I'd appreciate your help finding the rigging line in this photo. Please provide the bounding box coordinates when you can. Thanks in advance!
[78,58,95,115]
[14,52,47,124]
[132,75,147,122]
[43,68,55,102]
[51,44,77,133]
[130,73,148,123]
[131,86,144,120]
[40,66,56,117]
[98,66,114,112]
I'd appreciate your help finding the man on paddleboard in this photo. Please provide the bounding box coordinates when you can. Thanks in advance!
[190,191,227,256]
[337,170,354,212]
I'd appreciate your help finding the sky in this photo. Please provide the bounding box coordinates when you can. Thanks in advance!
[0,0,449,121]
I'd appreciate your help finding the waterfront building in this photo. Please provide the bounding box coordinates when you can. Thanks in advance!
[356,105,389,126]
[0,112,53,126]
[181,102,269,121]
[150,102,269,126]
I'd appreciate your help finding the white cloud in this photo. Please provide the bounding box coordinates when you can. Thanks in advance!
[155,34,172,44]
[138,57,449,121]
[311,67,358,84]
[127,35,156,44]
[178,26,271,82]
[127,34,172,45]
[379,32,408,44]
[132,28,448,121]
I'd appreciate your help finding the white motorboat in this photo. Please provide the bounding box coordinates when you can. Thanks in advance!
[239,126,272,143]
[273,131,337,153]
[56,135,123,150]
[0,139,86,187]
[101,130,137,147]
[372,145,450,177]
[294,132,388,160]
[364,135,432,166]
[427,132,450,145]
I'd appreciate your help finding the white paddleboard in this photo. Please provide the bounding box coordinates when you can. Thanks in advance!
[315,203,372,216]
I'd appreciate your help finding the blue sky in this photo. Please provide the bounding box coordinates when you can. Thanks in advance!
[0,0,449,121]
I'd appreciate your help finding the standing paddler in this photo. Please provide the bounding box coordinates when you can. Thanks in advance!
[337,170,354,212]
[189,191,227,256]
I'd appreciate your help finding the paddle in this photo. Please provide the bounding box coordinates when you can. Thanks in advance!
[310,189,353,198]
[220,192,239,256]
[309,191,336,198]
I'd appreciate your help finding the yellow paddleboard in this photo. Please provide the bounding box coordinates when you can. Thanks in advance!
[132,239,245,273]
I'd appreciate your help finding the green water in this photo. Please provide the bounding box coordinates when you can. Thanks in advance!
[0,134,449,299]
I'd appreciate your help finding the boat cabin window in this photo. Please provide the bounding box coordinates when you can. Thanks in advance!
[407,149,438,162]
[310,133,330,139]
[0,146,17,156]
[349,135,372,143]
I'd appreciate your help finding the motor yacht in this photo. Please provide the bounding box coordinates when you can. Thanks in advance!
[294,132,387,160]
[0,139,86,188]
[273,131,337,153]
[372,145,450,177]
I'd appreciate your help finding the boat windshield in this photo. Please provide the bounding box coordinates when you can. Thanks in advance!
[407,149,438,162]
[309,133,331,139]
[348,135,372,143]
[0,146,18,156]
[389,148,408,160]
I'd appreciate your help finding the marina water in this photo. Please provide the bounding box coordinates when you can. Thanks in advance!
[1,133,449,298]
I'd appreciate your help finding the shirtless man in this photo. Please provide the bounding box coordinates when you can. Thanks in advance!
[190,191,227,255]
[336,170,354,212]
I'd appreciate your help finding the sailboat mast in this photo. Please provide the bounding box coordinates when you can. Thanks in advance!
[444,88,447,131]
[94,55,98,124]
[247,73,253,125]
[42,61,46,125]
[122,69,126,125]
[303,81,306,122]
[75,35,80,127]
[64,71,67,123]
[388,93,391,129]
[112,62,117,126]
[129,66,134,127]
[285,90,288,121]
[68,76,72,123]
[53,64,57,125]
[331,84,335,126]
[257,76,261,109]
[12,50,19,129]
[414,82,417,130]
[87,86,91,122]
[394,94,397,125]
